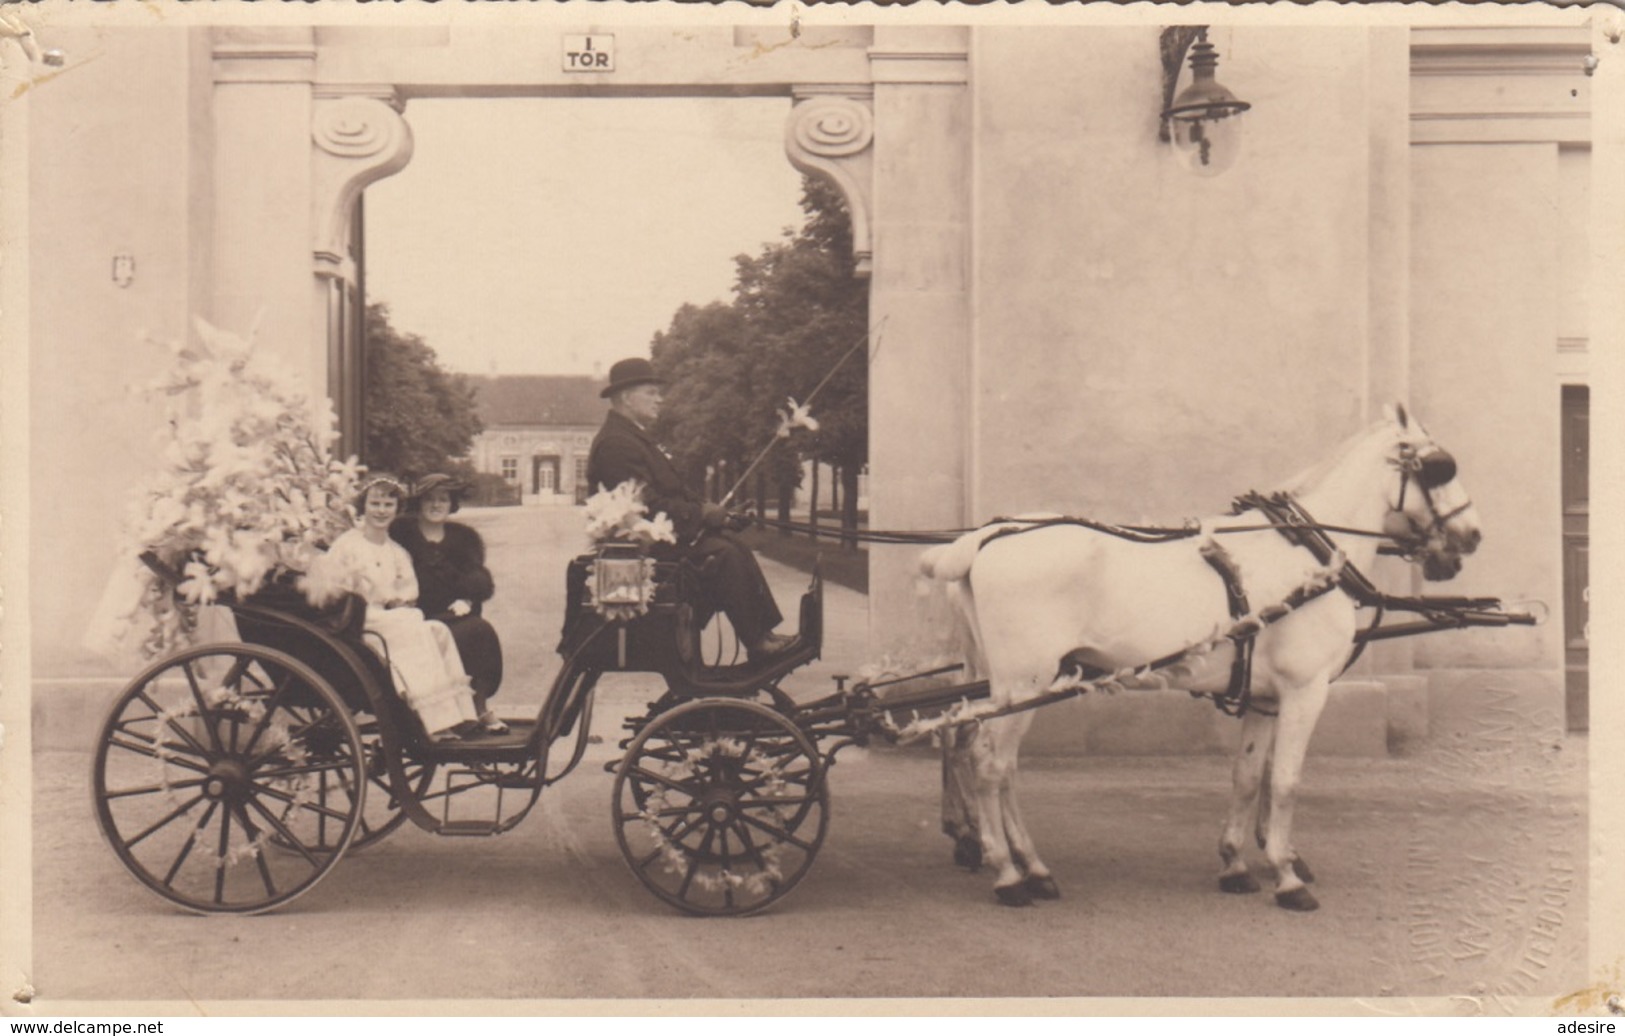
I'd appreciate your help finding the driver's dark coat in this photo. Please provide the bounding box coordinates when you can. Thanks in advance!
[585,408,706,541]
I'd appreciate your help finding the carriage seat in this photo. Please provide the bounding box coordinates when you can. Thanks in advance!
[555,544,823,695]
[557,550,694,655]
[237,577,368,640]
[228,578,395,715]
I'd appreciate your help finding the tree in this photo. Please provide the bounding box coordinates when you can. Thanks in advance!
[651,175,869,539]
[732,176,869,537]
[650,301,754,491]
[363,303,483,478]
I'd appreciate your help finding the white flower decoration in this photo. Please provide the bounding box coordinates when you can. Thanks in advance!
[584,480,678,548]
[775,397,820,439]
[86,317,360,661]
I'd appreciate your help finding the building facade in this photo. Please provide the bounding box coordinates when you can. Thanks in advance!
[10,11,1610,752]
[465,375,602,504]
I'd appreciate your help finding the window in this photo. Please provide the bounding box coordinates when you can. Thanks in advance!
[500,457,518,483]
[575,457,589,491]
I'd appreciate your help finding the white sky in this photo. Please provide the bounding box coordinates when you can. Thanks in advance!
[365,96,806,377]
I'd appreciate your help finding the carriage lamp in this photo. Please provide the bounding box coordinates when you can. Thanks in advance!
[1159,26,1251,177]
[594,545,650,606]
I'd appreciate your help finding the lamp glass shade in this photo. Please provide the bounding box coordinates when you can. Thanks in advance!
[1168,110,1245,177]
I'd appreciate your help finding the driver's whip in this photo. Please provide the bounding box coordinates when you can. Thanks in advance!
[718,317,887,509]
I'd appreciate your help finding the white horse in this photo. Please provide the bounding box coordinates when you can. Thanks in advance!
[919,405,1481,910]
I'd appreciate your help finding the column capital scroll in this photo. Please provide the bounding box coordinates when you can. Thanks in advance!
[310,92,413,282]
[784,91,874,277]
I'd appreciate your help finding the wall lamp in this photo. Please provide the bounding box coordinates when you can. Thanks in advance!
[1159,26,1250,176]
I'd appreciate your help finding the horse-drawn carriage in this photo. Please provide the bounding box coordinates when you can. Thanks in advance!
[93,406,1544,917]
[92,546,841,917]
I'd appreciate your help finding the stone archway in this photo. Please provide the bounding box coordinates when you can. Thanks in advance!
[303,89,881,463]
[211,24,970,656]
[310,83,880,452]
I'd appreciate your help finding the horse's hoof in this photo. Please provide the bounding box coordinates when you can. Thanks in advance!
[953,836,983,872]
[1219,873,1261,895]
[1292,857,1315,884]
[1275,886,1320,912]
[1023,874,1061,900]
[994,883,1033,907]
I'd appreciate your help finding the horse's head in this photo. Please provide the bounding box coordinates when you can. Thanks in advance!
[1381,403,1482,580]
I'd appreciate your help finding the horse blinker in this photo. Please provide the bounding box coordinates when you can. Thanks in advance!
[1417,449,1457,489]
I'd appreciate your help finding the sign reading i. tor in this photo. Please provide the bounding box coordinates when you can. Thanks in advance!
[563,35,615,72]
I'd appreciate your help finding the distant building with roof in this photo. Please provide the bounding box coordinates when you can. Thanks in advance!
[465,374,604,504]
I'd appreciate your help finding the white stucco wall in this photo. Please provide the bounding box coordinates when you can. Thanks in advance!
[27,26,215,678]
[969,27,1379,522]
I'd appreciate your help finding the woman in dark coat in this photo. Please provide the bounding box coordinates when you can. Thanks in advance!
[391,474,507,734]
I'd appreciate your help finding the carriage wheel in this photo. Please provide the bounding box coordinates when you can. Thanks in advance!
[268,720,436,855]
[612,697,829,917]
[92,644,367,914]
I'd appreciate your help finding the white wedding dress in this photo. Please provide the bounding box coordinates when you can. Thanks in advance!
[324,529,478,735]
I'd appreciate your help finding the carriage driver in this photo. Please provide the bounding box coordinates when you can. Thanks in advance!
[587,357,797,661]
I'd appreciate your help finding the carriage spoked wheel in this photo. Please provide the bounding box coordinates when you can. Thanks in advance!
[92,644,367,914]
[265,719,436,855]
[612,697,829,917]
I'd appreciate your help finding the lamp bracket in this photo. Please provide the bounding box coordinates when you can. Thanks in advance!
[1159,25,1207,143]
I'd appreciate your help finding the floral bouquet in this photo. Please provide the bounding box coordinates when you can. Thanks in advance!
[582,479,676,548]
[85,318,361,661]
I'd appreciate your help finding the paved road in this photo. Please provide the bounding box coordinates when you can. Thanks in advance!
[31,739,1589,1005]
[27,507,1591,1008]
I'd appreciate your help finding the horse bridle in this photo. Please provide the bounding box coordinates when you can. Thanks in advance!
[1390,442,1473,551]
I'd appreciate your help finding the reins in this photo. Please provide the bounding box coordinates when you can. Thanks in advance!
[765,441,1490,728]
[744,511,1403,548]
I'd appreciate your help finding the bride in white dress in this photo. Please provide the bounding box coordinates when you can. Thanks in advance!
[313,474,479,740]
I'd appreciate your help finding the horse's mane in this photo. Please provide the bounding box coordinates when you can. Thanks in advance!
[1272,418,1394,497]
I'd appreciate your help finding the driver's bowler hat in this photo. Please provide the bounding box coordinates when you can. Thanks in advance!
[601,358,667,399]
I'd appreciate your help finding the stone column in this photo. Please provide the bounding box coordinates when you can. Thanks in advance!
[865,27,972,664]
[311,89,414,456]
[211,28,322,389]
[1359,27,1419,680]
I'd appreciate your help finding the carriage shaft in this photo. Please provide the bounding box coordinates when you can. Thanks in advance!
[1355,609,1535,644]
[870,678,992,714]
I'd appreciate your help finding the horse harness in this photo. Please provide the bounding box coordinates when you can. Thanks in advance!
[1201,492,1383,717]
[1392,442,1472,548]
[853,441,1489,727]
[968,493,1391,721]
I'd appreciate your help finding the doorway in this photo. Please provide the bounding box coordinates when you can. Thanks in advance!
[533,455,560,496]
[1561,384,1588,732]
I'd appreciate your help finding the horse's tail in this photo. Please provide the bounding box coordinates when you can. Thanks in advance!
[919,521,1032,584]
[918,541,968,584]
[920,529,1007,679]
[946,577,988,680]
